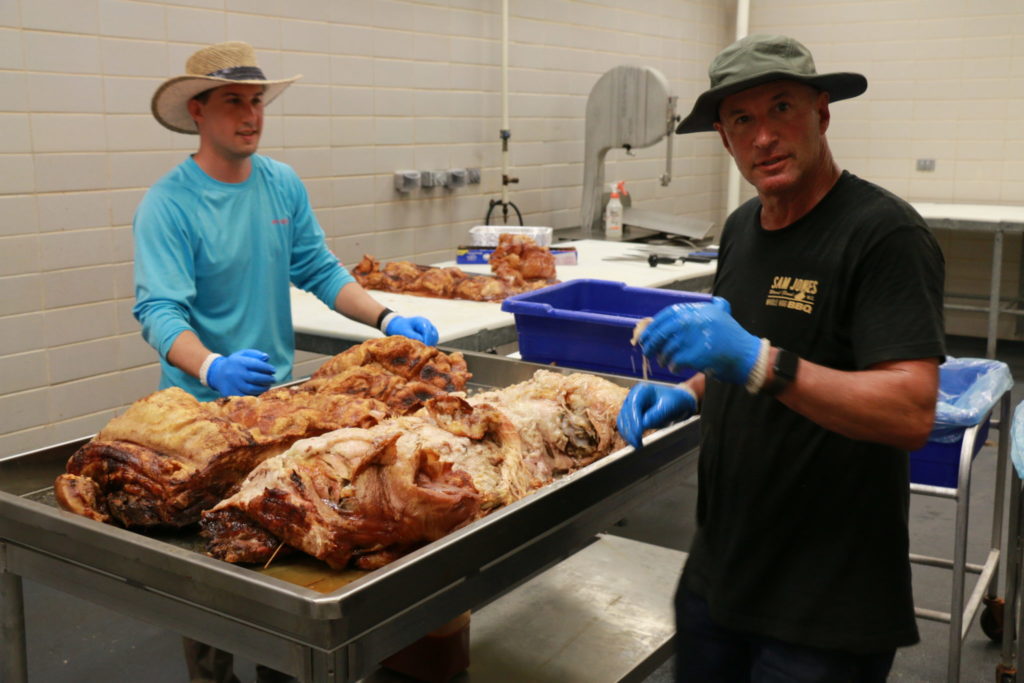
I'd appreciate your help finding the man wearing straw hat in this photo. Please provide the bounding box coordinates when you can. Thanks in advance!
[136,40,438,405]
[136,41,438,682]
[618,35,945,681]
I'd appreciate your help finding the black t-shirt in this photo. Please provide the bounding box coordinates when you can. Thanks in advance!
[683,171,946,653]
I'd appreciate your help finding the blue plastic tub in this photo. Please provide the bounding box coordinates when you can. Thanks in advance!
[910,419,990,488]
[501,279,712,382]
[909,357,1011,488]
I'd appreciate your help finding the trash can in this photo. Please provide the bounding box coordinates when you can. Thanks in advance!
[911,357,1013,487]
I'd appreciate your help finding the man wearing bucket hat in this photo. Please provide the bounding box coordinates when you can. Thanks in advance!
[135,40,438,405]
[618,35,945,681]
[134,41,438,683]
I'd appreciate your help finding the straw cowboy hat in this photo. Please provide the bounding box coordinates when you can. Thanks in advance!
[151,41,301,134]
[677,34,867,134]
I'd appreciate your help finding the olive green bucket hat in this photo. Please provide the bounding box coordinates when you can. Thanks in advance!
[676,34,867,134]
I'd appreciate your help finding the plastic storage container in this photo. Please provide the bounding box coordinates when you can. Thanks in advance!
[469,225,553,247]
[910,420,991,488]
[910,357,1012,488]
[501,279,712,382]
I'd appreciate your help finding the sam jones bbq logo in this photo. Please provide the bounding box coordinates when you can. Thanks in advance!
[766,275,817,314]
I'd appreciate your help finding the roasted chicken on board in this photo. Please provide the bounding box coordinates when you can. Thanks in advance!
[54,338,471,528]
[353,233,558,302]
[201,369,629,570]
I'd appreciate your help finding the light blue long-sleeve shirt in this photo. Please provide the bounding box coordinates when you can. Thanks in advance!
[133,154,354,400]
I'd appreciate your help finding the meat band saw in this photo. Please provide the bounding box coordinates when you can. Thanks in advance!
[579,65,714,243]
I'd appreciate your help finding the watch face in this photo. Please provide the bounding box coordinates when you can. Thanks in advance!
[776,349,798,381]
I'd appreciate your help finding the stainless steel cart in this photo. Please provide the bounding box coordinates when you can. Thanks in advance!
[909,387,1014,683]
[0,351,700,683]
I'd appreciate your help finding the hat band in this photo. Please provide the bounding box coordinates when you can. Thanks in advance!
[204,65,267,81]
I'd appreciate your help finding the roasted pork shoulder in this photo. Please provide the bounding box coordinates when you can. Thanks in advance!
[351,234,558,302]
[200,370,628,570]
[55,339,470,528]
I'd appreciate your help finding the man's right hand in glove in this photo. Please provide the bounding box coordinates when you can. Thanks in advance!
[616,383,698,449]
[207,349,276,397]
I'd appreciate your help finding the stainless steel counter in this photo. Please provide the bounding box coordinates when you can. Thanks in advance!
[912,202,1024,359]
[0,352,699,683]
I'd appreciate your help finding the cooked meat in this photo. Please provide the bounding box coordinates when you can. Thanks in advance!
[53,473,110,523]
[202,421,482,570]
[490,233,557,282]
[308,336,471,394]
[54,339,466,529]
[420,395,536,510]
[201,370,629,570]
[351,234,558,302]
[467,370,628,482]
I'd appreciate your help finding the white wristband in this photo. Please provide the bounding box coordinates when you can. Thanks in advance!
[378,312,399,334]
[199,352,222,387]
[744,338,771,394]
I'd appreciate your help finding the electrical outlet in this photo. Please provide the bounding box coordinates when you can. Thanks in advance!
[447,168,467,188]
[466,167,481,184]
[916,159,936,172]
[393,170,420,193]
[420,170,448,188]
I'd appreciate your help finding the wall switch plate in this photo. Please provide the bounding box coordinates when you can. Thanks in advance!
[466,167,481,184]
[916,158,936,172]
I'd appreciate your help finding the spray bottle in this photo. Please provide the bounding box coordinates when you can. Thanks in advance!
[604,183,623,241]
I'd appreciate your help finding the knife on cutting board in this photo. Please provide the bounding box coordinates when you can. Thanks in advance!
[603,251,716,267]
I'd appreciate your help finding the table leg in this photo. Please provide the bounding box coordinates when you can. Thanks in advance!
[988,229,1004,359]
[1,567,28,683]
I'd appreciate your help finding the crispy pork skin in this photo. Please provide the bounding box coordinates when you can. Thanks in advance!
[202,370,629,570]
[55,339,465,529]
[351,234,558,302]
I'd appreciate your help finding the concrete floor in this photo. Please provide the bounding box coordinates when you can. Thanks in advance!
[6,334,1023,682]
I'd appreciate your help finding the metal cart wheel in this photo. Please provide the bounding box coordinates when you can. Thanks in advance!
[982,596,1005,642]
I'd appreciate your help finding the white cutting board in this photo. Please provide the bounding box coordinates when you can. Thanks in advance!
[291,239,716,343]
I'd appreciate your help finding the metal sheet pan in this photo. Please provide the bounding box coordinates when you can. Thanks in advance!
[0,351,700,682]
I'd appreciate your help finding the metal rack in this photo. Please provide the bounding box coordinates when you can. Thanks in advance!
[913,202,1024,360]
[909,387,1013,682]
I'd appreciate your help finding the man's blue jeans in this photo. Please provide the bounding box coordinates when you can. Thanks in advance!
[675,586,896,683]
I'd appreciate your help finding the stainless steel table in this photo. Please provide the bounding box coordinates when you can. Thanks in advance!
[0,352,699,683]
[913,202,1024,359]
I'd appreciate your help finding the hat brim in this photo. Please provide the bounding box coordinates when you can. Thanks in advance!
[676,71,867,134]
[152,74,302,134]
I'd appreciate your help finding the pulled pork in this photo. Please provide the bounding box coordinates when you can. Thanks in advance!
[200,370,628,570]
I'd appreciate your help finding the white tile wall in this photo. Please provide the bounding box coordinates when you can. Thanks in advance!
[5,0,1020,454]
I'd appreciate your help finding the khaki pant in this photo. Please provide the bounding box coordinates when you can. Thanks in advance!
[183,638,296,683]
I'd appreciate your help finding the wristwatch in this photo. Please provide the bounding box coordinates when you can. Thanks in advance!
[762,348,798,396]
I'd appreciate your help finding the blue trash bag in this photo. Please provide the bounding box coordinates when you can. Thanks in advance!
[930,357,1013,444]
[1012,402,1024,479]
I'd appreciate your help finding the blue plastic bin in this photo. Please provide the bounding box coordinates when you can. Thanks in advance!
[910,420,990,488]
[500,279,712,382]
[909,357,1012,488]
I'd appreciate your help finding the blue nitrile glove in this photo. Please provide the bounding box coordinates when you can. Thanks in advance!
[617,383,698,449]
[639,296,761,385]
[207,349,276,397]
[385,316,439,346]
